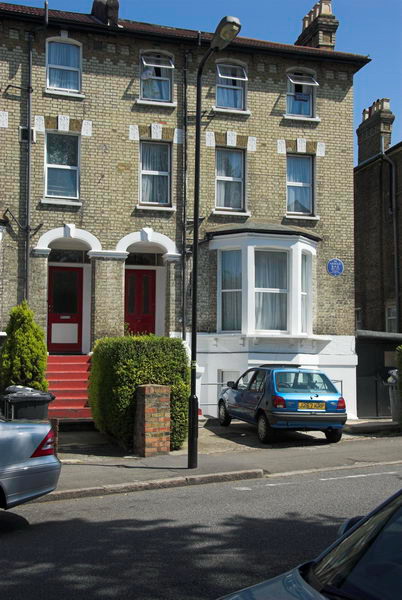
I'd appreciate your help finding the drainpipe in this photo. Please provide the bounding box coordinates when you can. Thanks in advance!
[381,136,399,332]
[24,31,34,302]
[181,51,190,341]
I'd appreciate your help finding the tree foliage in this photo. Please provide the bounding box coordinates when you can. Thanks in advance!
[0,301,48,391]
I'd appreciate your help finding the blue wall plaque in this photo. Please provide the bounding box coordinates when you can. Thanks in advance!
[327,258,344,276]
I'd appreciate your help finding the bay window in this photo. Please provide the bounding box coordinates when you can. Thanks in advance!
[216,148,244,211]
[46,133,79,198]
[287,155,313,215]
[47,40,81,92]
[215,234,316,335]
[140,142,170,205]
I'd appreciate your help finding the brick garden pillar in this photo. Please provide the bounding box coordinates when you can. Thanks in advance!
[134,385,171,457]
[89,252,127,344]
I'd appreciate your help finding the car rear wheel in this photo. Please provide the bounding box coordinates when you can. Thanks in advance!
[218,402,232,426]
[325,429,342,443]
[257,413,275,444]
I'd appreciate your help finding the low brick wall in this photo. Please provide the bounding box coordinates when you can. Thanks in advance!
[134,385,171,457]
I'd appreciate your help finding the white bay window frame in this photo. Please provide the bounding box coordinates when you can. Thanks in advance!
[214,233,316,336]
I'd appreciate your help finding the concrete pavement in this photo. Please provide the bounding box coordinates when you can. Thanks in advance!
[39,418,402,503]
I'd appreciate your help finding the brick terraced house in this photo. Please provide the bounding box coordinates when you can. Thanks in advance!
[355,99,402,417]
[0,0,369,418]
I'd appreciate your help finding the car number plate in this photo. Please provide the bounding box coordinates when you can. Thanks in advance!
[298,402,325,410]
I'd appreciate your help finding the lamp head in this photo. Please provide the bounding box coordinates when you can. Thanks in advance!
[210,16,241,50]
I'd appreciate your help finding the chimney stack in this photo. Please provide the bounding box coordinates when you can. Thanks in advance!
[295,1,339,50]
[356,99,395,164]
[91,0,119,27]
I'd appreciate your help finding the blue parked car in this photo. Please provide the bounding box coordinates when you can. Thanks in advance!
[218,365,347,443]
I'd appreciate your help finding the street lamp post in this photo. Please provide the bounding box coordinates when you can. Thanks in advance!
[188,16,241,469]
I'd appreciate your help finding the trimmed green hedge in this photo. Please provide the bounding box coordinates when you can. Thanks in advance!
[89,335,189,451]
[0,300,48,392]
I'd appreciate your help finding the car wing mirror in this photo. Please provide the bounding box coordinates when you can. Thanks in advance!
[227,381,235,389]
[337,515,364,537]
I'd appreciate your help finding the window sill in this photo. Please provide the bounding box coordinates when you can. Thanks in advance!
[44,88,85,99]
[285,214,320,221]
[212,209,251,217]
[135,99,177,108]
[136,204,176,212]
[211,106,251,116]
[282,114,321,123]
[41,197,82,207]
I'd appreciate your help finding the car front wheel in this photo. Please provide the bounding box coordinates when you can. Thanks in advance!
[257,413,274,444]
[325,429,343,443]
[218,402,232,426]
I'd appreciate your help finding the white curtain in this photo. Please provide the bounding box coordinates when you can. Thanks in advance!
[287,157,311,213]
[143,78,170,101]
[287,91,311,115]
[142,143,169,203]
[255,251,287,330]
[221,250,241,331]
[217,86,242,109]
[48,43,80,90]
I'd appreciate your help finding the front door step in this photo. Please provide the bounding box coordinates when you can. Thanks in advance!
[47,355,92,421]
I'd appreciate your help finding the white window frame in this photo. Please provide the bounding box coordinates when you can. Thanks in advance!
[286,71,319,118]
[216,63,248,111]
[214,234,316,336]
[215,148,245,212]
[140,141,171,206]
[386,303,397,333]
[46,38,82,93]
[140,52,174,103]
[45,132,80,200]
[286,155,314,216]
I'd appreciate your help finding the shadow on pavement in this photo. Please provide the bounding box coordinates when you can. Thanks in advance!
[0,507,344,599]
[204,419,330,450]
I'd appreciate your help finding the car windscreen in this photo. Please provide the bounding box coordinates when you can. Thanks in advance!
[275,371,338,394]
[307,492,402,600]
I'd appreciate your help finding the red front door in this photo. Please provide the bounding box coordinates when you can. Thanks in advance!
[48,266,83,353]
[125,269,156,334]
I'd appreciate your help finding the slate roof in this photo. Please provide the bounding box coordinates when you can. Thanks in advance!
[0,1,370,68]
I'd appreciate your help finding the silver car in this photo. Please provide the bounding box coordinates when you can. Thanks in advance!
[0,418,61,509]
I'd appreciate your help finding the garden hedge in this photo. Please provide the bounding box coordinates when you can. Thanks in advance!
[89,335,189,450]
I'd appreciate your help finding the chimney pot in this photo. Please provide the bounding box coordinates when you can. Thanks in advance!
[295,1,338,50]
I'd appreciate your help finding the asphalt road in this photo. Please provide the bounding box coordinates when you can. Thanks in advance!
[1,462,401,599]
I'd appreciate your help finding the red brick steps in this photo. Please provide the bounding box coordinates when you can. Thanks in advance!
[47,355,92,420]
